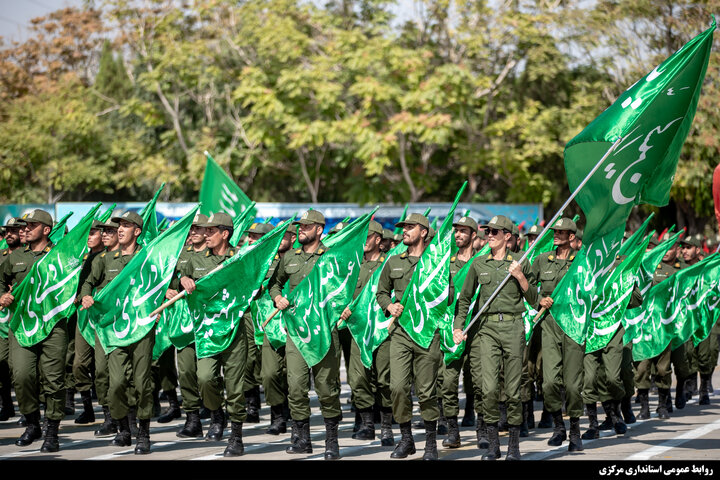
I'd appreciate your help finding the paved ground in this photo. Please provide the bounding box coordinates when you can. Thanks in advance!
[0,368,718,464]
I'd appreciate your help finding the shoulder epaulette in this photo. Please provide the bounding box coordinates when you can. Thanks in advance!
[450,256,456,262]
[569,255,575,260]
[2,250,7,256]
[548,255,555,261]
[379,255,386,262]
[24,246,30,252]
[101,252,106,258]
[318,248,325,254]
[400,252,409,259]
[114,252,120,258]
[487,253,493,259]
[186,246,192,252]
[295,248,302,254]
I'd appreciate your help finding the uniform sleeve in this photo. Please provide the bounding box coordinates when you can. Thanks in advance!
[627,283,643,309]
[268,254,289,302]
[79,254,105,298]
[526,256,542,309]
[521,259,538,307]
[453,263,478,330]
[0,256,12,294]
[375,261,394,316]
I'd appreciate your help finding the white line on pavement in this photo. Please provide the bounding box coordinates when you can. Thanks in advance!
[625,418,720,460]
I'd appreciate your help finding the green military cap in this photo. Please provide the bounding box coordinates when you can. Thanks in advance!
[395,213,429,230]
[111,210,143,229]
[680,233,702,248]
[368,220,383,236]
[101,220,119,229]
[192,212,209,226]
[453,216,478,232]
[382,228,395,240]
[527,224,541,236]
[245,222,273,235]
[21,209,54,227]
[293,209,325,226]
[511,223,519,236]
[4,217,27,228]
[328,221,349,236]
[90,219,105,229]
[201,212,234,228]
[481,215,514,233]
[550,217,577,233]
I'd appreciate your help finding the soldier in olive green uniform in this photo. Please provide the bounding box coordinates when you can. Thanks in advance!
[242,222,274,424]
[268,209,343,460]
[81,210,152,454]
[0,209,67,452]
[0,217,25,421]
[380,228,394,253]
[439,216,477,449]
[528,218,584,452]
[71,220,106,425]
[162,212,208,437]
[453,215,537,461]
[339,220,392,444]
[376,213,444,461]
[179,212,246,456]
[259,225,296,435]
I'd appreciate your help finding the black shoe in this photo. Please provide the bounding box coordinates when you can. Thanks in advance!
[40,419,61,453]
[602,401,626,435]
[657,389,671,419]
[380,409,394,447]
[547,410,567,446]
[481,423,500,460]
[75,391,95,424]
[198,406,211,419]
[111,417,132,447]
[442,416,461,448]
[267,404,287,435]
[506,425,521,461]
[422,420,438,460]
[64,389,75,416]
[699,375,711,405]
[95,406,117,437]
[134,419,151,455]
[476,415,489,449]
[224,421,245,457]
[324,416,341,460]
[16,411,42,446]
[205,408,225,441]
[286,419,312,454]
[390,422,415,458]
[352,408,375,441]
[353,410,362,433]
[568,417,584,452]
[245,386,261,423]
[177,411,204,438]
[582,403,599,440]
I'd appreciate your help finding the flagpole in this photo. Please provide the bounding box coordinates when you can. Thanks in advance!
[461,136,624,337]
[148,263,226,318]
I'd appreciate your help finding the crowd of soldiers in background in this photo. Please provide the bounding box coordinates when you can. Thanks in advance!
[0,208,718,460]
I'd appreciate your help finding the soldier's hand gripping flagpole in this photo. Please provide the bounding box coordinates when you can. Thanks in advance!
[460,136,624,338]
[149,263,225,318]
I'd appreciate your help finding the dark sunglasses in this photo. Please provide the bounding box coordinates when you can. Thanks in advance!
[485,228,507,236]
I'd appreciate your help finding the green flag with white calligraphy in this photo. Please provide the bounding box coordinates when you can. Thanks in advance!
[200,152,257,232]
[93,206,198,352]
[188,218,291,358]
[48,212,73,245]
[398,183,466,349]
[10,204,101,347]
[138,183,164,247]
[283,211,373,367]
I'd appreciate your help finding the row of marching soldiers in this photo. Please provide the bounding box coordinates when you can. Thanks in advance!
[0,208,717,459]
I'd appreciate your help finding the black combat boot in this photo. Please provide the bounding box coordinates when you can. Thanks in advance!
[15,410,42,446]
[506,424,521,460]
[64,389,75,416]
[286,418,312,454]
[95,406,117,437]
[324,415,341,460]
[461,393,475,427]
[621,395,636,424]
[674,376,687,410]
[111,417,132,447]
[481,422,500,460]
[352,408,375,440]
[224,421,245,457]
[568,417,584,452]
[40,418,61,453]
[177,410,203,438]
[547,410,566,446]
[380,408,394,446]
[205,408,225,441]
[581,403,599,440]
[598,402,614,430]
[199,406,211,419]
[267,404,287,435]
[157,389,181,423]
[128,407,139,437]
[442,416,461,448]
[699,374,711,405]
[685,375,697,400]
[422,419,438,460]
[637,389,650,420]
[75,390,95,424]
[390,421,415,458]
[134,419,151,455]
[602,400,626,435]
[498,402,509,432]
[537,407,553,428]
[657,389,670,419]
[244,386,261,423]
[476,414,489,449]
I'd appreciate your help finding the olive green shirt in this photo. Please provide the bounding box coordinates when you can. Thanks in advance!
[453,250,536,330]
[352,254,386,300]
[268,243,328,299]
[375,251,420,315]
[76,250,103,296]
[170,245,208,290]
[179,246,236,283]
[652,260,682,286]
[529,249,577,303]
[0,244,54,294]
[79,244,141,298]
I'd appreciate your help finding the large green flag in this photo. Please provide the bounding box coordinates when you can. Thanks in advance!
[199,152,257,221]
[693,255,720,346]
[138,183,164,247]
[252,279,288,350]
[584,235,649,353]
[49,212,73,245]
[188,218,292,359]
[550,20,715,345]
[230,201,258,248]
[283,211,373,367]
[93,206,198,352]
[344,242,408,369]
[397,183,466,349]
[441,243,490,364]
[636,230,682,296]
[9,204,101,347]
[674,253,720,349]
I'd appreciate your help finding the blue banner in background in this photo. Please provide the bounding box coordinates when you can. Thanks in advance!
[2,202,543,234]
